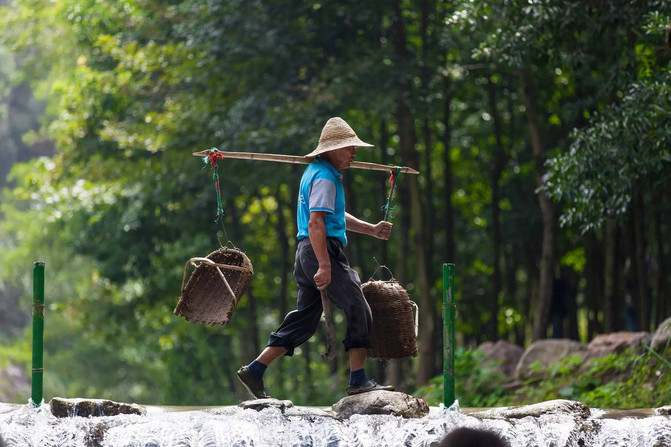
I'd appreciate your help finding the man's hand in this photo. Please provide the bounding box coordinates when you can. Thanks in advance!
[314,265,331,290]
[372,221,393,240]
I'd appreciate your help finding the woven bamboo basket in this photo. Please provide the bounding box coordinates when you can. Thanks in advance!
[173,247,254,325]
[362,278,418,359]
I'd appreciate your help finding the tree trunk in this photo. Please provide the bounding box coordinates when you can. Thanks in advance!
[276,187,290,320]
[655,186,670,323]
[395,97,433,385]
[421,118,435,275]
[228,199,260,354]
[503,245,520,343]
[520,69,556,341]
[565,272,580,341]
[613,223,626,332]
[603,219,617,332]
[242,284,260,357]
[419,1,441,374]
[632,185,649,331]
[390,0,433,386]
[585,233,604,339]
[521,241,538,344]
[487,73,505,341]
[388,6,411,388]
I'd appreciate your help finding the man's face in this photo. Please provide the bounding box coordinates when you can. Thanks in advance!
[325,146,357,170]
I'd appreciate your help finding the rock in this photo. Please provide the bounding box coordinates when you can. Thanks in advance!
[478,340,524,380]
[651,316,671,351]
[239,398,294,412]
[469,399,590,420]
[332,390,429,419]
[654,405,671,416]
[49,397,146,418]
[583,331,650,363]
[515,339,585,380]
[284,406,337,419]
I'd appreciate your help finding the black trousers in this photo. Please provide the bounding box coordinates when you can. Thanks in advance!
[267,238,373,356]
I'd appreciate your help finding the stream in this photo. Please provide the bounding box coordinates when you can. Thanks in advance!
[1,401,671,446]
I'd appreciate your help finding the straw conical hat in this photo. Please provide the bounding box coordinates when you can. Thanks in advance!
[305,117,373,158]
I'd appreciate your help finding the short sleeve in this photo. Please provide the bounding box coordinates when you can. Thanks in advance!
[308,178,336,213]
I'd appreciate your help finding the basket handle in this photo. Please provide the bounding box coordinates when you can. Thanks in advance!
[181,257,239,305]
[368,262,396,282]
[410,301,419,337]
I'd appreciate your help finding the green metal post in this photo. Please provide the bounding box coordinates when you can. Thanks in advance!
[32,261,45,406]
[443,263,456,408]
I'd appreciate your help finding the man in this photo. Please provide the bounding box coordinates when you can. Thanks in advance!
[237,117,395,399]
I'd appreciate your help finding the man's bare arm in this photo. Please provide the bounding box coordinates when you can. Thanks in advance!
[345,212,393,240]
[308,211,331,290]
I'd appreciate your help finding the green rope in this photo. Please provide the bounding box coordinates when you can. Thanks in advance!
[382,166,402,222]
[202,147,230,244]
[203,147,226,221]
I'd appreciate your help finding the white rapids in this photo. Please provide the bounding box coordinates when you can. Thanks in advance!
[1,401,671,446]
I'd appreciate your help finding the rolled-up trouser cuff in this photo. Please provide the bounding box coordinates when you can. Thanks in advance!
[267,334,297,357]
[342,336,372,352]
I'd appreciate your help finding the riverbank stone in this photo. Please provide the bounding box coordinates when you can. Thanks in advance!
[583,331,650,364]
[50,397,146,418]
[468,399,591,420]
[478,340,524,381]
[652,316,671,351]
[654,405,671,416]
[239,398,294,412]
[332,390,429,419]
[515,339,585,380]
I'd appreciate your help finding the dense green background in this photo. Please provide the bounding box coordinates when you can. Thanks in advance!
[0,0,670,407]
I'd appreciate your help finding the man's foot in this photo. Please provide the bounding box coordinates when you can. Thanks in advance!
[237,366,270,399]
[346,379,395,396]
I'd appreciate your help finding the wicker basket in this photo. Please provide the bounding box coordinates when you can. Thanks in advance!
[173,247,254,325]
[362,279,418,359]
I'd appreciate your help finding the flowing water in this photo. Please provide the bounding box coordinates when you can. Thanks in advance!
[1,401,670,447]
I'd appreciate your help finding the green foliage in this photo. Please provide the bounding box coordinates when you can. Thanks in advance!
[545,77,671,232]
[519,347,671,409]
[1,0,670,407]
[414,348,508,408]
[416,346,671,409]
[0,332,30,369]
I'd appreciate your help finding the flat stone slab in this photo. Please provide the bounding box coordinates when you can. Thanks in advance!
[468,399,590,420]
[239,398,294,412]
[50,397,146,418]
[332,390,429,419]
[283,405,337,419]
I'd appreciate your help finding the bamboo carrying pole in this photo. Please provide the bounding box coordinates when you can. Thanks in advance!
[443,263,456,408]
[192,150,420,175]
[32,261,45,407]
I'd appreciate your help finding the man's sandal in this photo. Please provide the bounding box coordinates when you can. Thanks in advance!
[346,379,395,396]
[237,366,270,399]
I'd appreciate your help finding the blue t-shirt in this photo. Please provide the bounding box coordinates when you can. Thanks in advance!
[296,158,347,246]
